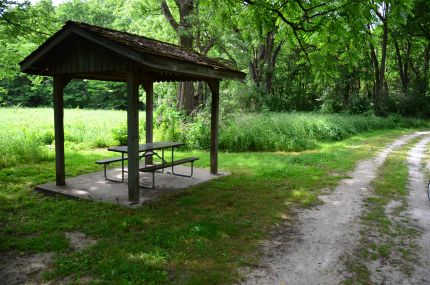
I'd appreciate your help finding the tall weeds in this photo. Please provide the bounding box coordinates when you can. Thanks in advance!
[1,108,428,168]
[218,113,428,152]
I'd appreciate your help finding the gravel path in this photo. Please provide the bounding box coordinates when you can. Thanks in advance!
[405,135,430,284]
[241,133,422,285]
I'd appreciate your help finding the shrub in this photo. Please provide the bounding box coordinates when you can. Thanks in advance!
[91,136,111,148]
[0,131,52,168]
[111,120,146,146]
[112,123,128,146]
[39,130,55,145]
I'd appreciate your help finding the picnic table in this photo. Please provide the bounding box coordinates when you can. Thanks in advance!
[96,141,199,188]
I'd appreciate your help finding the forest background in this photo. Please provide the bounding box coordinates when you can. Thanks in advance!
[1,0,430,117]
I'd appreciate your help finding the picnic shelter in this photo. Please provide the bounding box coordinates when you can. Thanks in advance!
[19,21,246,204]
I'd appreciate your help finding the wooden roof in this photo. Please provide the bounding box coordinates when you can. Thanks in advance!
[20,21,246,82]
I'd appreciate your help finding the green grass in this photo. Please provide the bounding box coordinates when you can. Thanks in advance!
[0,128,421,284]
[217,112,429,152]
[1,108,428,283]
[1,108,429,168]
[343,138,421,284]
[0,108,148,168]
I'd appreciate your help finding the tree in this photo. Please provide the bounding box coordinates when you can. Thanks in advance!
[368,1,391,115]
[160,0,197,113]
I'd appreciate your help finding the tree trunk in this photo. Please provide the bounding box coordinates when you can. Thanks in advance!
[177,81,195,113]
[369,42,381,113]
[368,3,390,115]
[161,0,196,114]
[394,38,410,94]
[420,43,430,96]
[249,31,283,95]
[375,20,388,115]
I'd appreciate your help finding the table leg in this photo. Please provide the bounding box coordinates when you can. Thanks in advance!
[161,149,165,173]
[140,151,147,167]
[171,147,174,174]
[121,152,124,182]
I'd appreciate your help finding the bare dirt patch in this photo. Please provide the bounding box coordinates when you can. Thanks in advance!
[65,231,97,251]
[0,231,97,284]
[240,133,422,285]
[0,251,55,285]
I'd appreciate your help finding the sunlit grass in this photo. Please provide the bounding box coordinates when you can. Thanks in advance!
[0,128,420,284]
[1,107,428,168]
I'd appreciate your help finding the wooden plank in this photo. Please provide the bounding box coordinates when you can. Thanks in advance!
[53,76,69,186]
[142,79,154,165]
[72,73,126,82]
[72,29,245,81]
[20,26,76,71]
[127,71,140,203]
[95,157,128,164]
[108,142,184,153]
[140,53,246,81]
[207,79,220,174]
[21,24,246,82]
[139,157,199,172]
[73,28,143,65]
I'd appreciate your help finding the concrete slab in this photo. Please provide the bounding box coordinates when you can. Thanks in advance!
[35,165,229,207]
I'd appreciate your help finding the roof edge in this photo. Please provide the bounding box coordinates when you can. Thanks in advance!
[20,21,247,81]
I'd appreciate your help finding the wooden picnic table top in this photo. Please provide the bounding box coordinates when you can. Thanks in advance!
[107,141,184,153]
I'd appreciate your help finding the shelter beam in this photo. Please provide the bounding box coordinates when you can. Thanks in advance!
[207,79,220,174]
[143,79,154,165]
[127,71,140,203]
[53,76,70,186]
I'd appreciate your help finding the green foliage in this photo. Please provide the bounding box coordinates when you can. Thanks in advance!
[40,130,54,145]
[0,108,137,167]
[155,104,184,143]
[1,0,430,116]
[111,123,128,146]
[3,108,428,168]
[158,111,429,152]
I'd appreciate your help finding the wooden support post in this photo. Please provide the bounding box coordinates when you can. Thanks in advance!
[53,76,69,186]
[208,79,220,174]
[127,72,140,203]
[143,79,154,165]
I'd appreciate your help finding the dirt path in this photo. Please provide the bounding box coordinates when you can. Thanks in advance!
[241,132,422,285]
[0,231,97,285]
[405,135,430,284]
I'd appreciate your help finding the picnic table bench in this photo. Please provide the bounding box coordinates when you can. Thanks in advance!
[96,142,199,188]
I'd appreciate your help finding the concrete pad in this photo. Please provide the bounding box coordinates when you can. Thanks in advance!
[35,165,229,207]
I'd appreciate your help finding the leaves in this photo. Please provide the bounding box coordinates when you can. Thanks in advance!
[0,0,429,116]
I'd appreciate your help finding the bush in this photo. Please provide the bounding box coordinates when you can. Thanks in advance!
[112,123,128,146]
[39,130,55,145]
[91,136,111,148]
[111,120,146,146]
[0,130,52,168]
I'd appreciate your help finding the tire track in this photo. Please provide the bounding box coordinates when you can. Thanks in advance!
[241,132,423,285]
[405,135,430,284]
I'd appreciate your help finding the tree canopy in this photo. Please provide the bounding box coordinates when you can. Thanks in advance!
[1,0,430,117]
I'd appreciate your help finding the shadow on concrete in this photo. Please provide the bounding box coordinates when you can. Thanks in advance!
[35,164,229,207]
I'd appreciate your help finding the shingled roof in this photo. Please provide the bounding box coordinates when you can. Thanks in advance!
[20,21,246,81]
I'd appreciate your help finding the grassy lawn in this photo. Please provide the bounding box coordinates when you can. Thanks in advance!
[0,129,421,284]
